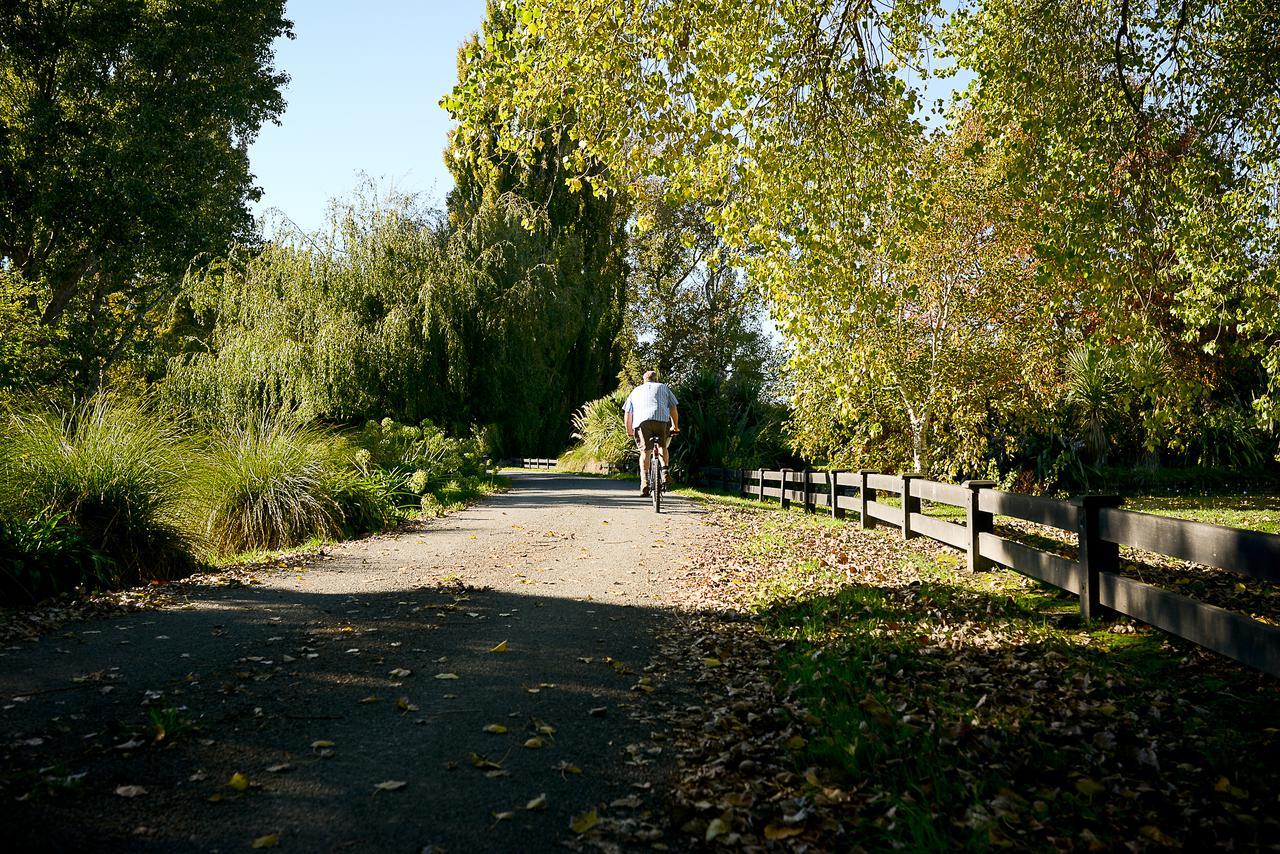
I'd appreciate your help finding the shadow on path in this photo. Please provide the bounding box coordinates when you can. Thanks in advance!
[0,472,708,852]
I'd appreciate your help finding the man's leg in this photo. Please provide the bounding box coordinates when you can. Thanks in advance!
[637,430,651,491]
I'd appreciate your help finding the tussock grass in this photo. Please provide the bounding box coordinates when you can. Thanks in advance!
[0,396,197,590]
[190,415,346,557]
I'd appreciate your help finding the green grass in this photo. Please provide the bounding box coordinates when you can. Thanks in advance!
[190,415,348,557]
[1126,494,1280,534]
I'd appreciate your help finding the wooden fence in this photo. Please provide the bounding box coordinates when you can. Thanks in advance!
[501,457,558,469]
[695,467,1280,677]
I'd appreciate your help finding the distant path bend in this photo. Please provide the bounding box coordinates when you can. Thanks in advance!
[0,471,705,852]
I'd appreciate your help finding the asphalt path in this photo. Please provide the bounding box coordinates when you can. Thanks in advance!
[0,472,704,852]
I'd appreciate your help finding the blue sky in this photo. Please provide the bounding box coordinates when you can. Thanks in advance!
[248,1,488,233]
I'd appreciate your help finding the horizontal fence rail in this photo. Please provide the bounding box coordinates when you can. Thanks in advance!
[501,457,557,469]
[695,466,1280,677]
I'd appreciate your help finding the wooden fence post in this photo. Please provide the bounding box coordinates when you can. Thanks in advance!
[962,480,997,572]
[859,470,878,529]
[780,469,792,509]
[829,470,845,520]
[757,469,765,502]
[802,470,813,513]
[738,468,746,497]
[720,466,728,492]
[901,474,921,540]
[1071,494,1123,621]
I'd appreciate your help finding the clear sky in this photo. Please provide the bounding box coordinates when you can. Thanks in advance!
[247,1,489,234]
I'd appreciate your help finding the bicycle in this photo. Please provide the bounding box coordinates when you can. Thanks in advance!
[640,427,677,513]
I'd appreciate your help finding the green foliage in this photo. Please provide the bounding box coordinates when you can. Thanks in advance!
[560,389,635,471]
[0,508,114,605]
[0,396,197,586]
[454,0,1280,480]
[669,371,790,472]
[326,465,403,539]
[189,414,346,557]
[0,0,291,390]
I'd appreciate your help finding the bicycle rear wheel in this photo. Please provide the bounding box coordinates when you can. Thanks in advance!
[650,449,661,513]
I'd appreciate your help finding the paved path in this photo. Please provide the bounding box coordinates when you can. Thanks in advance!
[0,473,704,852]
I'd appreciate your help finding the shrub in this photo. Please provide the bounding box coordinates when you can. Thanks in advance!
[0,509,115,605]
[326,464,403,537]
[560,388,635,471]
[0,396,197,587]
[191,415,345,556]
[353,417,488,489]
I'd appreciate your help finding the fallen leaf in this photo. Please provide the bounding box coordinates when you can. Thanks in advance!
[373,780,407,792]
[555,761,582,775]
[706,817,729,841]
[570,809,599,834]
[493,811,515,821]
[483,724,508,734]
[228,772,250,792]
[114,785,146,798]
[358,695,380,704]
[703,657,722,668]
[390,668,412,678]
[523,737,545,749]
[469,752,502,770]
[310,740,334,749]
[765,823,805,840]
[396,697,420,712]
[266,763,291,773]
[489,640,509,653]
[433,672,459,680]
[251,834,279,849]
[1075,778,1105,797]
[525,793,548,811]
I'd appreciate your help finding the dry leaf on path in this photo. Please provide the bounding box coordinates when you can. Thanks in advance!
[433,672,459,680]
[489,640,509,653]
[525,793,548,811]
[483,724,508,734]
[114,785,146,798]
[570,809,599,834]
[251,834,279,849]
[373,780,407,792]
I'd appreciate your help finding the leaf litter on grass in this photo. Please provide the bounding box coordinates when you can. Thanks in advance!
[606,500,1280,851]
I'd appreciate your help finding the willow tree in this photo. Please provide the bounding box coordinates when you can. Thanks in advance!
[441,0,629,453]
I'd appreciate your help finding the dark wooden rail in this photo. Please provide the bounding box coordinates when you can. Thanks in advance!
[502,458,557,469]
[695,466,1280,677]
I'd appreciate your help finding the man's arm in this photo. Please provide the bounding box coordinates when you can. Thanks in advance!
[625,409,634,434]
[624,397,634,434]
[669,405,679,432]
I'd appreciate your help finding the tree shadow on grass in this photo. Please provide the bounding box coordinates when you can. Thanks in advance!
[752,575,1280,850]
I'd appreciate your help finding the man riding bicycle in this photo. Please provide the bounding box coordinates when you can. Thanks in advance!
[623,370,679,497]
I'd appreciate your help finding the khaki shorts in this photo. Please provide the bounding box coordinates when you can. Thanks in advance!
[634,419,671,450]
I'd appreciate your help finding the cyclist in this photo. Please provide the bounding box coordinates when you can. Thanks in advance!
[623,370,679,497]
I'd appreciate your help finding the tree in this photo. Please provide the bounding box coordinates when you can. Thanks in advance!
[0,0,291,389]
[628,182,773,387]
[949,0,1280,457]
[441,1,630,454]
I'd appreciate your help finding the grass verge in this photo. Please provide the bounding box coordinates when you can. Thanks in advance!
[680,488,1280,850]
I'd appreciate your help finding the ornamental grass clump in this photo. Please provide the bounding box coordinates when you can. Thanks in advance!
[0,396,197,591]
[192,415,345,557]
